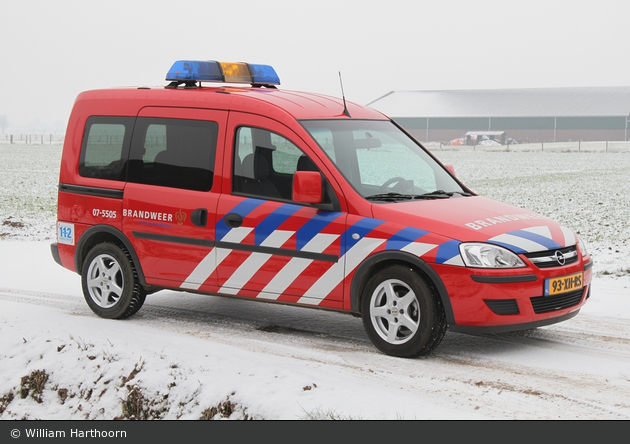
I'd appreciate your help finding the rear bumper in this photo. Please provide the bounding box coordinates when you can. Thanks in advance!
[50,242,63,267]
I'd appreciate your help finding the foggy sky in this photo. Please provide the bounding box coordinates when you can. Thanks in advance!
[1,0,628,131]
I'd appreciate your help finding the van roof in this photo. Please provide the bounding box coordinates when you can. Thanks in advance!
[74,85,388,121]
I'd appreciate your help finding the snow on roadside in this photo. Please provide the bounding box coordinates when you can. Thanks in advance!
[2,144,630,420]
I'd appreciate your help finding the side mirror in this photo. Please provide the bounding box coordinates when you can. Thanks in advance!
[292,171,322,204]
[445,164,456,176]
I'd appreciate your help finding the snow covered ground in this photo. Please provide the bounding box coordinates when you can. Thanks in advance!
[1,144,629,420]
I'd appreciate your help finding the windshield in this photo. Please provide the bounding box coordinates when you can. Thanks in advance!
[301,119,470,201]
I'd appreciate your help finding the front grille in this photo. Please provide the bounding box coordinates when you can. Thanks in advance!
[485,299,520,315]
[524,246,578,269]
[530,288,584,314]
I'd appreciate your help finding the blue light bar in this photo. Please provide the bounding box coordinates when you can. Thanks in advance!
[165,60,280,86]
[248,64,280,85]
[166,60,223,82]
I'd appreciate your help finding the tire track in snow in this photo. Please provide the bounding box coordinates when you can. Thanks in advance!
[435,351,630,419]
[2,286,630,419]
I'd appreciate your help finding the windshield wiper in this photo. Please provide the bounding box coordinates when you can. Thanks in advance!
[366,190,473,202]
[412,190,472,199]
[365,192,415,202]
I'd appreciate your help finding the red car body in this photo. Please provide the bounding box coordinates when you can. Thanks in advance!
[51,61,592,357]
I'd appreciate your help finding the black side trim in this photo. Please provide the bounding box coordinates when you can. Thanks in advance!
[471,274,538,283]
[448,310,580,334]
[584,260,593,271]
[132,231,214,247]
[215,240,339,263]
[131,231,338,262]
[59,183,124,199]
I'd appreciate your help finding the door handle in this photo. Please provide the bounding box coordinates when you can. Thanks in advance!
[224,212,243,228]
[191,208,208,227]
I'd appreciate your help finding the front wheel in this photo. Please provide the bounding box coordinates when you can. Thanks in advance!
[361,265,446,358]
[81,243,146,319]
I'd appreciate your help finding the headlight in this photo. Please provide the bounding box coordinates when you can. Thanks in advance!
[577,235,590,259]
[459,242,526,268]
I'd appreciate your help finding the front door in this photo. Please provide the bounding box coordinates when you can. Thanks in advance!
[216,113,348,307]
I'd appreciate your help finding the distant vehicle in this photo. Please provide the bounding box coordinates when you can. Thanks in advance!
[466,131,506,145]
[478,137,502,146]
[51,59,593,358]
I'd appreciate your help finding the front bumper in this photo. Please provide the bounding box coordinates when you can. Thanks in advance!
[433,259,593,333]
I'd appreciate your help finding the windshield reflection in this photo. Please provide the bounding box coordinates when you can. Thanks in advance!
[301,119,468,201]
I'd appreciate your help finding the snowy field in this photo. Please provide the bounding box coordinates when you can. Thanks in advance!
[1,143,629,420]
[435,148,630,273]
[2,144,627,276]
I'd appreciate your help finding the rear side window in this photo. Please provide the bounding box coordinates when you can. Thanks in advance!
[79,116,134,181]
[127,118,218,192]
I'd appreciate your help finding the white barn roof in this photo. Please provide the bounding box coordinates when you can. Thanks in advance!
[367,86,630,118]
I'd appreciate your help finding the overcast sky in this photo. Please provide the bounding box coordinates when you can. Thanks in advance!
[1,0,628,131]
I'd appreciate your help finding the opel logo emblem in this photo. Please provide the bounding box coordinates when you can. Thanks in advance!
[555,250,566,266]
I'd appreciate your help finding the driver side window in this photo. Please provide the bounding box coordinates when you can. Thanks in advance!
[232,126,313,201]
[232,126,337,208]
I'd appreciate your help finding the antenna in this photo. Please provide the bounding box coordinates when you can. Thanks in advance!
[338,71,351,117]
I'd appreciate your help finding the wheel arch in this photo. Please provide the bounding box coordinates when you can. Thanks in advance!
[350,250,456,325]
[75,225,148,287]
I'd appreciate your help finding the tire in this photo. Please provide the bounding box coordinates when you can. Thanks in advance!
[361,265,446,358]
[81,243,146,319]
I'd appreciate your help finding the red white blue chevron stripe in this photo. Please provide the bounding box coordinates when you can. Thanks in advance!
[178,199,577,306]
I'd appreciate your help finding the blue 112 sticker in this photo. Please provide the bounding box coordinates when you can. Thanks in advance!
[58,222,75,245]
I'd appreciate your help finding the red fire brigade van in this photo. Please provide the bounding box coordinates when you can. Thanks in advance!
[51,60,592,358]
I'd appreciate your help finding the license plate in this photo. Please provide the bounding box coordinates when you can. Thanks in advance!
[544,272,583,296]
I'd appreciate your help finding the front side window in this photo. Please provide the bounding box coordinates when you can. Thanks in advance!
[301,119,468,201]
[233,126,310,200]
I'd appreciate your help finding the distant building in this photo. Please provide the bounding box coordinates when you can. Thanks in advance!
[367,87,630,144]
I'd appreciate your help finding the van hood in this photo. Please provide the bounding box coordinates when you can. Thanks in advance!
[371,196,578,254]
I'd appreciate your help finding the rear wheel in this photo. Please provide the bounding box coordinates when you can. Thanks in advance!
[361,264,446,358]
[81,243,146,319]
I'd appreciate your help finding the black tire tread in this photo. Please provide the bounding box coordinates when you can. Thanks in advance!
[81,242,146,320]
[361,264,446,358]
